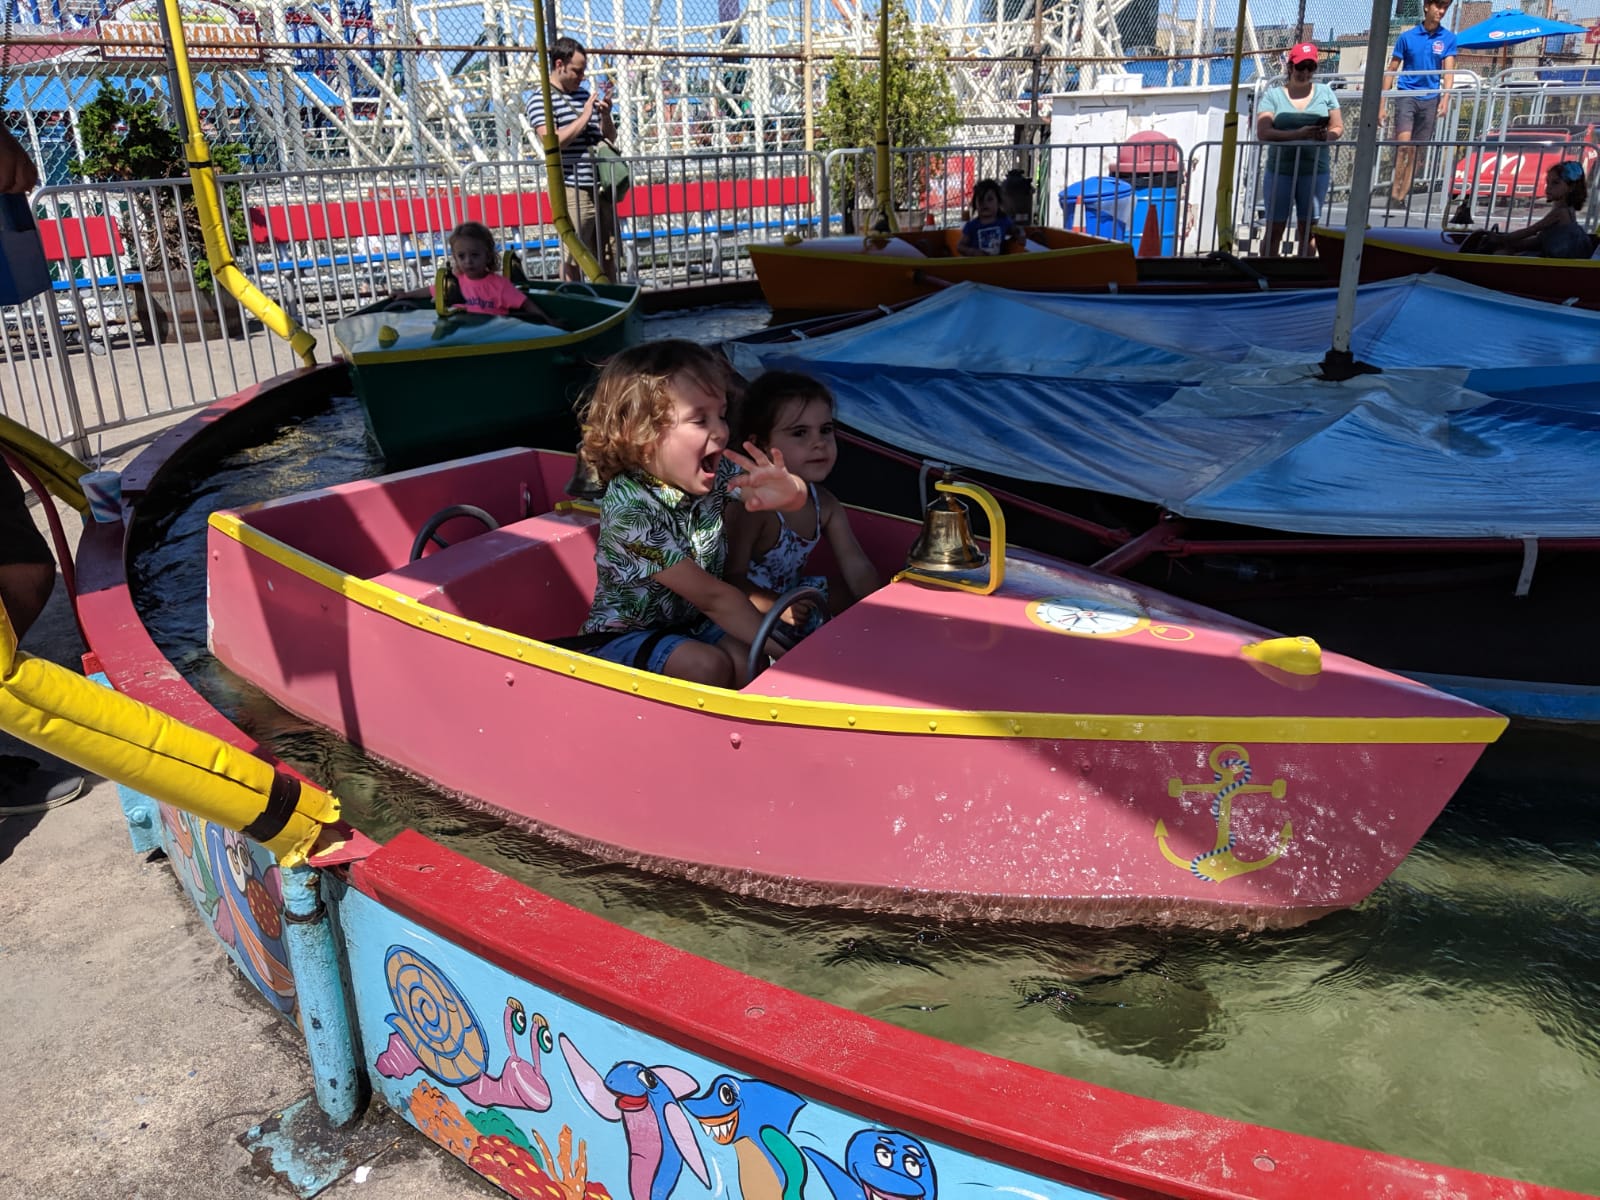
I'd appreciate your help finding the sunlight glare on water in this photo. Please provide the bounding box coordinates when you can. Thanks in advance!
[130,314,1599,1194]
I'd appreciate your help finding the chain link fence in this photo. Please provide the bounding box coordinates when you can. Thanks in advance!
[5,1,1600,453]
[7,1,1600,185]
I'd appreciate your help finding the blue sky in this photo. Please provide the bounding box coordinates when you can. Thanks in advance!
[1168,0,1599,39]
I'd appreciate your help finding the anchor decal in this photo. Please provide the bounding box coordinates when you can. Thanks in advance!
[1155,743,1293,882]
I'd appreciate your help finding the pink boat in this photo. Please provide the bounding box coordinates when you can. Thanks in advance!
[207,447,1505,928]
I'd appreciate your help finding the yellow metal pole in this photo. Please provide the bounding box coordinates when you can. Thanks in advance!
[1211,0,1252,254]
[0,414,88,511]
[157,0,318,367]
[0,604,339,865]
[530,0,608,283]
[869,0,898,233]
[803,0,814,152]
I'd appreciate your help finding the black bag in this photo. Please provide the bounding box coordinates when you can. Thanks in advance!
[0,193,50,305]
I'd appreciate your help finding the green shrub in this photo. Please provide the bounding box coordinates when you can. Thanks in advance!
[816,3,959,216]
[71,84,248,292]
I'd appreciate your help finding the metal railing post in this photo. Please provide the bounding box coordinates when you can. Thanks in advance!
[278,864,361,1127]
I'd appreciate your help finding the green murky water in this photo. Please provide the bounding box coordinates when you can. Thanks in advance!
[129,309,1600,1194]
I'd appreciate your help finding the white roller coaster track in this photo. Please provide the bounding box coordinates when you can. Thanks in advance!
[11,0,1266,166]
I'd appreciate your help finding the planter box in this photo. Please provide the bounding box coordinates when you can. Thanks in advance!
[133,270,248,344]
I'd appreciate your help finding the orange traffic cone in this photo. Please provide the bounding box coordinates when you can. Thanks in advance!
[1137,204,1163,257]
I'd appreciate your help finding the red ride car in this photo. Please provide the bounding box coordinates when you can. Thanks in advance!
[1451,123,1600,202]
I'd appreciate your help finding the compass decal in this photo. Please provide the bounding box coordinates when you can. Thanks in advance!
[1026,596,1193,640]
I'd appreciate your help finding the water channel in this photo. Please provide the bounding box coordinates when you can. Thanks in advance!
[128,307,1599,1194]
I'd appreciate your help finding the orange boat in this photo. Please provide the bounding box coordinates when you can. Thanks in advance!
[1313,223,1600,307]
[745,226,1138,314]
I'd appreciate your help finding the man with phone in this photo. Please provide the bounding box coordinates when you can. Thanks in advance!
[532,36,619,282]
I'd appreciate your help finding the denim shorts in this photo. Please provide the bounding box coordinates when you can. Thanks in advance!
[1391,93,1439,140]
[1264,170,1331,226]
[587,623,726,675]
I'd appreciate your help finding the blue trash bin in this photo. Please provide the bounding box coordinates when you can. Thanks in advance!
[1127,187,1181,255]
[1114,132,1185,255]
[1058,177,1134,241]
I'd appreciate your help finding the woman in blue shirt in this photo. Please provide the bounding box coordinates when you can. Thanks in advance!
[1256,43,1342,258]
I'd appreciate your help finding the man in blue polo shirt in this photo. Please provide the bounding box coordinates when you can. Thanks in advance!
[1379,0,1457,206]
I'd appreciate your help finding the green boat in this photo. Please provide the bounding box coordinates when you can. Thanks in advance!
[334,279,642,467]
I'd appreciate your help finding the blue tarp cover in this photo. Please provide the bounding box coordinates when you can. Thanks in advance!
[728,276,1600,539]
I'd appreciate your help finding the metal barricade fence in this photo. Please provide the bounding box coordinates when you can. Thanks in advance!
[3,164,471,457]
[3,134,1587,455]
[1472,69,1600,142]
[886,141,1216,256]
[461,147,827,291]
[234,161,466,323]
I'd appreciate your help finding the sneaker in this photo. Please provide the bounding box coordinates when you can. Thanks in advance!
[0,752,85,815]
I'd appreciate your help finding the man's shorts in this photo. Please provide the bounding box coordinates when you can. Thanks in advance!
[0,467,52,567]
[585,623,726,675]
[1392,93,1439,141]
[563,182,618,273]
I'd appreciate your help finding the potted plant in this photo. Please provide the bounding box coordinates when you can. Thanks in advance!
[71,83,251,342]
[816,2,958,232]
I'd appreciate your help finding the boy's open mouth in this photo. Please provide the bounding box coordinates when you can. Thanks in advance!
[699,452,720,475]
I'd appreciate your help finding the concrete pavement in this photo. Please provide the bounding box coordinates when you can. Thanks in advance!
[0,443,499,1199]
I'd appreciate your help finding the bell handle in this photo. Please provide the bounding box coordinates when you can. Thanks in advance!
[896,479,1008,596]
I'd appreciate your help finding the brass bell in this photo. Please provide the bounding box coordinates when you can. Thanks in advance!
[907,491,987,573]
[564,447,606,500]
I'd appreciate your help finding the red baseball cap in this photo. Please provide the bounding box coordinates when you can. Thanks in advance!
[1287,42,1320,65]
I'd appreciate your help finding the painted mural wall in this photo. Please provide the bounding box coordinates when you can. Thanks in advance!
[157,800,298,1019]
[338,887,1112,1200]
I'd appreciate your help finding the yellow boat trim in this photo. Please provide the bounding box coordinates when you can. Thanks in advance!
[209,511,1507,747]
[342,297,636,366]
[1313,226,1600,269]
[744,242,1131,269]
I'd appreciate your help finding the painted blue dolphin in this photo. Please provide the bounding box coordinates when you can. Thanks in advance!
[802,1129,936,1200]
[561,1033,710,1200]
[684,1074,808,1200]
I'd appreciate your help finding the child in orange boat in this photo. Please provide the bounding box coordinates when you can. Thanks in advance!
[725,370,879,635]
[956,178,1025,257]
[575,341,809,687]
[433,222,564,323]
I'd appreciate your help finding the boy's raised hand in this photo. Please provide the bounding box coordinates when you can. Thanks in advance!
[724,442,806,512]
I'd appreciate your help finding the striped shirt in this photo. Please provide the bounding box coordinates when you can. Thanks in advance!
[531,82,601,187]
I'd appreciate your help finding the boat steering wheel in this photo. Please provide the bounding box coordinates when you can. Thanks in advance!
[382,296,431,313]
[745,586,829,683]
[1457,224,1499,254]
[409,505,500,562]
[554,281,600,296]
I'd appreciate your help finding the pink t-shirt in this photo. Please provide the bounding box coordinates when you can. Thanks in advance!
[443,271,527,316]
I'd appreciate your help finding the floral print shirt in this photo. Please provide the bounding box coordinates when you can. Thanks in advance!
[582,460,738,634]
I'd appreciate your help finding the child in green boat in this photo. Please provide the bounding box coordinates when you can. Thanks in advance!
[395,222,564,324]
[574,340,809,687]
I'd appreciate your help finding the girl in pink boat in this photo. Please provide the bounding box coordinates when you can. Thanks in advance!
[576,341,810,686]
[725,370,879,634]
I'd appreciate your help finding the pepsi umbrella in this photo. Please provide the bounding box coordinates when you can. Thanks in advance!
[1454,9,1584,49]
